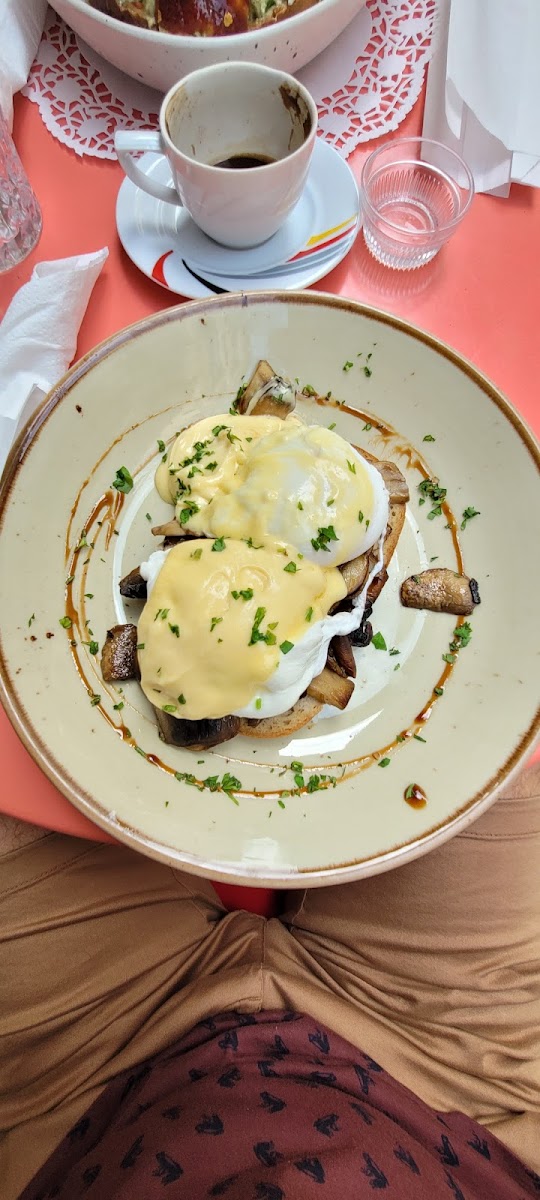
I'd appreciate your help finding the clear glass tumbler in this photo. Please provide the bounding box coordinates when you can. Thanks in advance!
[361,137,474,271]
[0,108,42,274]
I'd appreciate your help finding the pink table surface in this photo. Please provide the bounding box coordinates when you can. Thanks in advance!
[0,88,539,900]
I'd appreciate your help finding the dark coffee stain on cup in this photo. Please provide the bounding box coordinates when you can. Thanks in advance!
[279,83,312,147]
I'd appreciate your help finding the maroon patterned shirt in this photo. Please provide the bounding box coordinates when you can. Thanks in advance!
[22,1011,539,1199]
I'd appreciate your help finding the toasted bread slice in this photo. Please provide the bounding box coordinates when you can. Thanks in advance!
[237,693,322,739]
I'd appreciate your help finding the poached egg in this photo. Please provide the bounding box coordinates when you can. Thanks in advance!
[155,414,389,568]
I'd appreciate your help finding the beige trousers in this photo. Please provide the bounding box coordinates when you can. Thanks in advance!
[1,765,539,1199]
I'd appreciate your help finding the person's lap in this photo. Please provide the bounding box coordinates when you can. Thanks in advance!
[1,765,539,1198]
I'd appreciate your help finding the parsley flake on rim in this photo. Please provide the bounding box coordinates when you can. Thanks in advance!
[461,506,480,530]
[284,561,298,574]
[280,640,294,655]
[112,466,133,494]
[418,478,447,519]
[211,537,226,552]
[371,632,387,651]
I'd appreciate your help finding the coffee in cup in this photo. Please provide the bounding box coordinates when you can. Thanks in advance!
[115,62,318,250]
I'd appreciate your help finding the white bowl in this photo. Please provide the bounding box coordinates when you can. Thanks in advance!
[49,0,362,92]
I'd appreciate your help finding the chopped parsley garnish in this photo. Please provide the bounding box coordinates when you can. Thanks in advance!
[89,693,101,706]
[65,575,74,585]
[418,478,447,519]
[302,384,316,396]
[210,616,223,632]
[442,652,456,665]
[89,640,99,655]
[362,422,372,431]
[363,366,372,378]
[245,537,264,549]
[75,533,88,551]
[145,513,152,521]
[371,631,387,650]
[212,424,228,437]
[378,757,391,767]
[232,588,254,601]
[413,733,427,743]
[205,461,218,472]
[113,701,124,711]
[347,460,356,474]
[190,548,203,560]
[297,501,304,510]
[154,607,169,621]
[284,561,297,574]
[136,642,145,650]
[405,784,415,799]
[423,434,436,442]
[59,616,72,629]
[162,703,177,713]
[389,647,400,656]
[249,606,277,647]
[255,698,262,710]
[178,499,199,525]
[157,439,166,453]
[434,686,444,696]
[84,593,93,599]
[311,524,338,553]
[211,537,226,552]
[305,607,313,622]
[169,623,180,637]
[178,694,186,704]
[358,510,364,523]
[328,422,336,431]
[280,640,294,655]
[343,360,353,372]
[461,506,480,530]
[112,466,133,494]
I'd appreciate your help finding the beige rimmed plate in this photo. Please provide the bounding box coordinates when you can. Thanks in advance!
[0,294,538,887]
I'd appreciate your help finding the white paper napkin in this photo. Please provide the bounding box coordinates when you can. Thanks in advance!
[0,249,109,477]
[0,0,47,129]
[423,0,540,196]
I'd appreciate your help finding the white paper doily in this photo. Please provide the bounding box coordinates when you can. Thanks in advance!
[23,0,436,160]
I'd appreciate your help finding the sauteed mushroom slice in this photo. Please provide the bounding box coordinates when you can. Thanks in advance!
[367,567,388,605]
[119,567,147,600]
[101,624,139,682]
[237,359,296,418]
[357,448,410,504]
[307,667,354,710]
[151,519,190,539]
[340,553,369,597]
[154,708,241,750]
[328,634,356,679]
[350,601,373,648]
[400,569,481,616]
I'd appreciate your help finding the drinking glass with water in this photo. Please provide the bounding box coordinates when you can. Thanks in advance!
[361,137,474,270]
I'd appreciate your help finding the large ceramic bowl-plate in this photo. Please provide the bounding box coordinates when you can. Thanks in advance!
[49,0,361,92]
[0,294,538,887]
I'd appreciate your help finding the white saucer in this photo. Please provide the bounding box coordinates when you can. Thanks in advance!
[116,139,360,299]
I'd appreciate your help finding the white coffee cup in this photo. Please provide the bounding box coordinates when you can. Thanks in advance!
[114,62,318,250]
